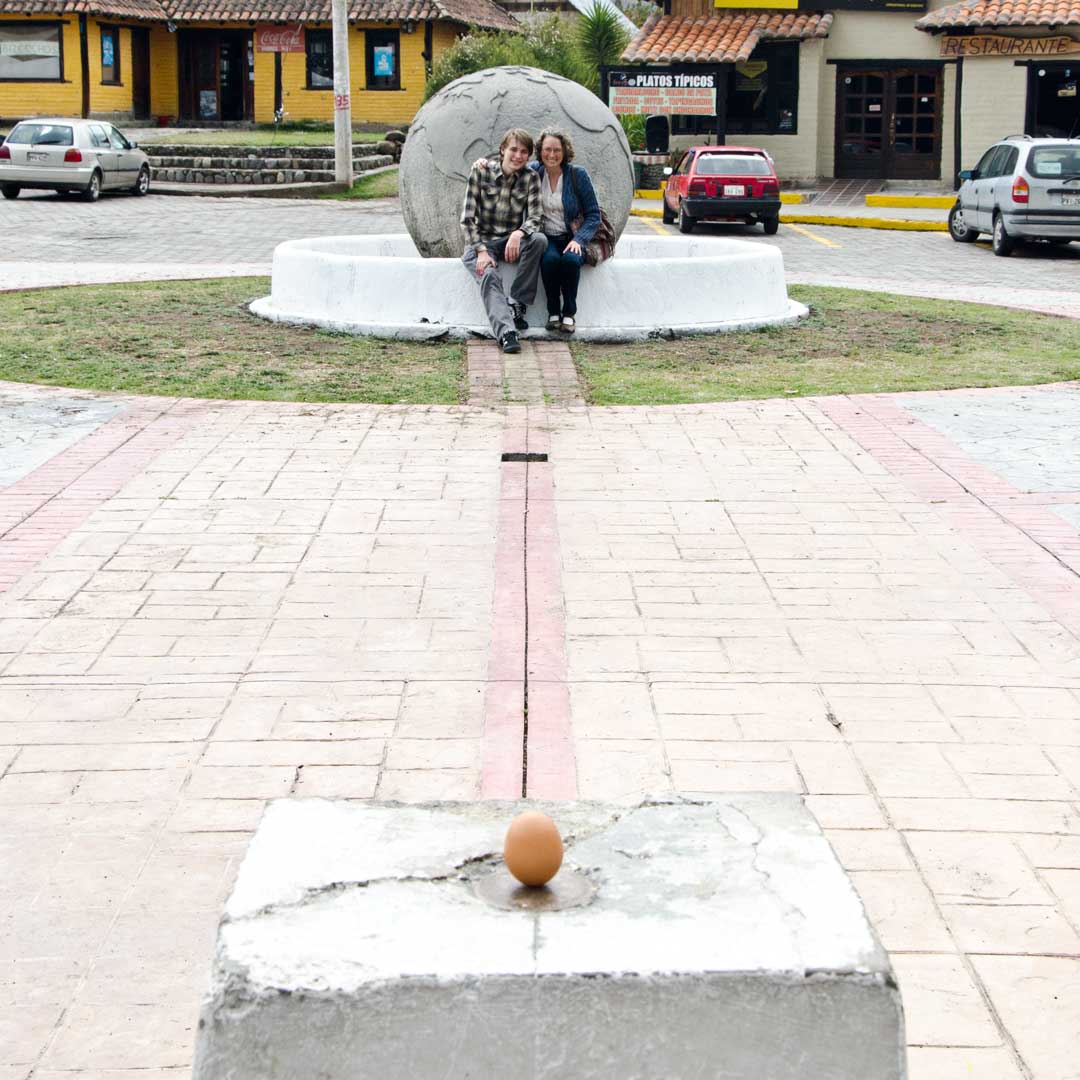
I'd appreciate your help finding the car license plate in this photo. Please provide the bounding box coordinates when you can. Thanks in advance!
[1063,194,1080,206]
[27,151,48,162]
[723,185,745,197]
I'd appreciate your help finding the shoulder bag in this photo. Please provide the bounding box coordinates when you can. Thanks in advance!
[568,166,616,266]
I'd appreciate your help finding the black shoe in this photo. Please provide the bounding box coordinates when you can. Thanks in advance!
[499,331,521,354]
[510,302,529,331]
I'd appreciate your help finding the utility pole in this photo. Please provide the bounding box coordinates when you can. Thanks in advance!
[331,0,353,186]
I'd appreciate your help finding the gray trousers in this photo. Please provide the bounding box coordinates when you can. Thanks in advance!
[461,232,548,340]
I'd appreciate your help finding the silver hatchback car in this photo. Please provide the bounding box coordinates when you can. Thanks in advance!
[0,118,150,202]
[949,136,1080,256]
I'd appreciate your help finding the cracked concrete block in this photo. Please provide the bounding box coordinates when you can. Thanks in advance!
[193,796,905,1079]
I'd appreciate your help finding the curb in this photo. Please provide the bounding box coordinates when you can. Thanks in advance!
[629,206,949,231]
[866,193,954,209]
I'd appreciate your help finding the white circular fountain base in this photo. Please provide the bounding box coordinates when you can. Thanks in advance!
[250,234,807,343]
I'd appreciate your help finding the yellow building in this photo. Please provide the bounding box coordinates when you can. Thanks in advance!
[0,0,517,125]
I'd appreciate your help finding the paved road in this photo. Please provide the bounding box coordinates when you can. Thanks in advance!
[2,191,1077,316]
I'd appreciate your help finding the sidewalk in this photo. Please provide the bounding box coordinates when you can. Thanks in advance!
[2,366,1080,1077]
[632,196,950,231]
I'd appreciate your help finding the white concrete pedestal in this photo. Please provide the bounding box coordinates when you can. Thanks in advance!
[193,796,905,1079]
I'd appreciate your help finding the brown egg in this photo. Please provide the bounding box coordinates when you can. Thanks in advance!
[504,810,564,887]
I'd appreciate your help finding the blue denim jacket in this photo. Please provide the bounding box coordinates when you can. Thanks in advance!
[528,161,602,245]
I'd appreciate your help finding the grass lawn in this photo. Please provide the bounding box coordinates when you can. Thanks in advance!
[0,278,462,404]
[1,279,1076,406]
[325,167,399,199]
[572,285,1080,405]
[136,128,385,147]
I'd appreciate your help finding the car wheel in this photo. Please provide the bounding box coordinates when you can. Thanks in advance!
[81,171,102,203]
[661,197,675,225]
[1,184,20,200]
[991,213,1014,257]
[132,166,150,196]
[678,201,694,234]
[762,216,779,236]
[948,204,978,243]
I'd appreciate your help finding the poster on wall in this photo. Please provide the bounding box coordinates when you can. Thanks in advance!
[255,25,305,53]
[101,36,115,68]
[608,69,718,115]
[373,45,395,78]
[199,90,218,120]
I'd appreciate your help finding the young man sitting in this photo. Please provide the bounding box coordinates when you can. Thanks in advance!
[460,128,547,354]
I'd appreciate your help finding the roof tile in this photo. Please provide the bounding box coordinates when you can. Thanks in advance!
[621,10,833,65]
[916,1,1080,29]
[0,0,517,29]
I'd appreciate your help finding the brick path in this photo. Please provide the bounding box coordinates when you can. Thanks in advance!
[3,380,1080,1078]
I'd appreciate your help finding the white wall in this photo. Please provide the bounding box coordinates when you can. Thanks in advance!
[958,58,1027,169]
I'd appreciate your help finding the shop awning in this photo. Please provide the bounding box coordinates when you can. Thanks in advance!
[915,0,1080,29]
[620,10,833,65]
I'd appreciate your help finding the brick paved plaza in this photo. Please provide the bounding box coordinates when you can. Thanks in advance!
[1,195,1079,1078]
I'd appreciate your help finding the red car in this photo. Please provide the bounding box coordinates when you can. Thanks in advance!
[662,146,781,235]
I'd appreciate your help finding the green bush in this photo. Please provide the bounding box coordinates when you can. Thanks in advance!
[619,113,646,151]
[424,8,629,101]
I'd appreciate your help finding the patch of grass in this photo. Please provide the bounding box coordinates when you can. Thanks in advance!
[137,128,384,147]
[571,286,1080,405]
[325,167,399,200]
[0,279,463,404]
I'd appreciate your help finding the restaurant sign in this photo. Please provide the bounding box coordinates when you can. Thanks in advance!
[608,68,718,116]
[256,25,305,53]
[940,34,1080,58]
[716,0,926,9]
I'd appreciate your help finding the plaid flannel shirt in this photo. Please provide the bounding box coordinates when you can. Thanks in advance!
[460,159,542,251]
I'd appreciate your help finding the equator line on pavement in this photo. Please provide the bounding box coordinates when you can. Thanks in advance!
[480,403,576,799]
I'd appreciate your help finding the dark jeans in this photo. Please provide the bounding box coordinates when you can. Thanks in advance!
[540,233,584,318]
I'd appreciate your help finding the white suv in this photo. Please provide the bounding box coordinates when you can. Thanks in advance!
[949,136,1080,256]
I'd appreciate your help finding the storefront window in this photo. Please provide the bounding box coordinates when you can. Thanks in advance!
[306,28,333,89]
[0,22,63,81]
[671,44,799,137]
[100,26,120,85]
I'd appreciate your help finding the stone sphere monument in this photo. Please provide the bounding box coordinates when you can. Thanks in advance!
[400,66,635,259]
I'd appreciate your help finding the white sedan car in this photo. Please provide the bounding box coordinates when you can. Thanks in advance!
[0,118,150,202]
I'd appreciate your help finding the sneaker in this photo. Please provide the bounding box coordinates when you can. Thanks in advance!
[510,302,529,331]
[499,331,521,354]
[546,314,561,332]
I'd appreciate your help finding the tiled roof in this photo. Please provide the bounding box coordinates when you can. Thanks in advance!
[621,11,833,65]
[916,0,1080,28]
[0,0,518,27]
[0,0,166,17]
[166,0,516,27]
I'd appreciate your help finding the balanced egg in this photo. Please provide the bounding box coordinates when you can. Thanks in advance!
[504,810,563,887]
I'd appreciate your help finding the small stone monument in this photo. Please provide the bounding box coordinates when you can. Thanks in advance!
[400,66,635,258]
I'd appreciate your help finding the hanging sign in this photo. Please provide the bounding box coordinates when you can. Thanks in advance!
[940,35,1080,57]
[608,69,717,116]
[256,25,305,53]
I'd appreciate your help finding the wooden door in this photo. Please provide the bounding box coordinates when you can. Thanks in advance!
[836,67,942,180]
[131,28,150,118]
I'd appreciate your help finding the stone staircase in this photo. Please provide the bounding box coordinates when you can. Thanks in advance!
[146,143,395,186]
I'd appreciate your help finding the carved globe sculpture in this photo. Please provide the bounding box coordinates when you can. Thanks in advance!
[400,66,635,259]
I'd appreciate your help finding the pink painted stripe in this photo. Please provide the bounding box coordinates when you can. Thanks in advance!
[817,391,1080,640]
[480,406,577,799]
[0,396,208,593]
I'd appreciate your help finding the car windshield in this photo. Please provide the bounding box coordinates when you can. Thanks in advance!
[1028,146,1080,179]
[695,154,772,177]
[7,123,74,147]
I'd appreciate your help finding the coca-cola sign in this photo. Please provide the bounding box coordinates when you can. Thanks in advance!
[256,26,305,53]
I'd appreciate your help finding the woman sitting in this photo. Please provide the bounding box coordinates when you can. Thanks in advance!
[528,129,601,335]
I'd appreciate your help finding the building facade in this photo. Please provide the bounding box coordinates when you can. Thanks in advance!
[618,0,1080,184]
[0,0,516,125]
